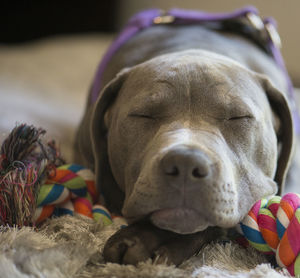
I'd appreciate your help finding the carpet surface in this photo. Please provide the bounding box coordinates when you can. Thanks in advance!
[0,215,292,278]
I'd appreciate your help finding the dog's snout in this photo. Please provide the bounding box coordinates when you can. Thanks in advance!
[161,147,211,185]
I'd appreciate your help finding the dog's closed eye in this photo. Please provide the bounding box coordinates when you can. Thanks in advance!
[128,105,164,120]
[129,113,156,120]
[227,115,254,121]
[224,101,255,122]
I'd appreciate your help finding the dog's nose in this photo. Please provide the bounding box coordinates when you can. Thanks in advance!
[161,147,211,185]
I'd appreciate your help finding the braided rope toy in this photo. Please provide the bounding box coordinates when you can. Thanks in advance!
[0,125,50,226]
[33,164,127,227]
[239,193,300,277]
[0,124,127,228]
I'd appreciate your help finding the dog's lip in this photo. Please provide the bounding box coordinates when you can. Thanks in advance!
[150,207,211,234]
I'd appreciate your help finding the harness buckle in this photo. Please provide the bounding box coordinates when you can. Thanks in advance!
[153,14,175,24]
[246,12,282,49]
[246,12,264,30]
[265,22,282,49]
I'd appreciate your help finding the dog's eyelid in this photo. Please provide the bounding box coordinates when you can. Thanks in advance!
[128,104,164,119]
[128,112,156,120]
[227,115,254,121]
[226,102,255,121]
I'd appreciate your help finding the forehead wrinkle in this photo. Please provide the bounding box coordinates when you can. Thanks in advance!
[154,79,177,90]
[128,84,174,109]
[218,79,267,118]
[224,75,268,106]
[146,68,190,100]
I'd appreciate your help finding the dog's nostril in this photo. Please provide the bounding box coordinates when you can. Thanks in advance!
[192,167,207,178]
[161,148,211,182]
[165,166,179,176]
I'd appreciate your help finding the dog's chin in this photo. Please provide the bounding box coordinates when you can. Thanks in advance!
[150,208,211,234]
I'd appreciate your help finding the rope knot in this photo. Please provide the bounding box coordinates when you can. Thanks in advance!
[239,193,300,276]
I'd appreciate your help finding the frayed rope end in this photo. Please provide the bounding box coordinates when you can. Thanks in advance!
[0,124,64,227]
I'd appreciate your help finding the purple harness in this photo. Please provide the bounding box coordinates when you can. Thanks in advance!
[90,6,299,133]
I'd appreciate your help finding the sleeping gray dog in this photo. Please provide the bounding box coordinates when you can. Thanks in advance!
[75,22,295,264]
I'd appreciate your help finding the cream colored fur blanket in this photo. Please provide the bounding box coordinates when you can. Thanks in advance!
[0,215,292,278]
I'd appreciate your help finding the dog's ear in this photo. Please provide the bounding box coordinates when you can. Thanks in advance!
[90,68,131,213]
[258,74,294,195]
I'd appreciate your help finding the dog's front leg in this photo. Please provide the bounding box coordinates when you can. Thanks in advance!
[103,219,224,265]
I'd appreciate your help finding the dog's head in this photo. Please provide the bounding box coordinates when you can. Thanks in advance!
[89,50,293,234]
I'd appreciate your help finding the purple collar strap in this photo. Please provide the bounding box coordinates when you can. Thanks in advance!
[90,6,300,133]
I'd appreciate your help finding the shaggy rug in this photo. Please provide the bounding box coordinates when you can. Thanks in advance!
[0,215,292,278]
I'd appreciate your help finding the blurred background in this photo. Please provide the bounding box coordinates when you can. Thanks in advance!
[0,0,299,161]
[1,0,299,83]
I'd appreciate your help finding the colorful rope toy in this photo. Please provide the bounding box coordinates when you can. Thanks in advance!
[239,193,300,277]
[0,124,126,227]
[33,164,126,227]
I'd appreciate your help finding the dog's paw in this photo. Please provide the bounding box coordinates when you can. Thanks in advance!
[103,220,224,265]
